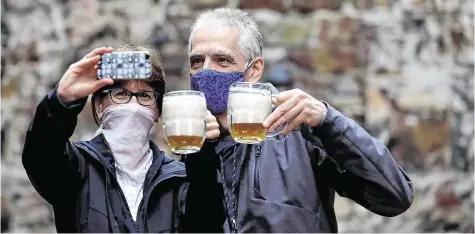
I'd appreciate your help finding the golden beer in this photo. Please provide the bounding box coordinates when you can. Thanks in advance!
[228,83,287,144]
[230,123,267,143]
[162,91,207,154]
[228,83,274,144]
[166,135,204,153]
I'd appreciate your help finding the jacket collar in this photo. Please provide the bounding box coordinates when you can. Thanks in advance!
[215,134,239,155]
[77,134,185,177]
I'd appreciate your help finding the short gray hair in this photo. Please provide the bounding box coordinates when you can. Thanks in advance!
[188,8,263,64]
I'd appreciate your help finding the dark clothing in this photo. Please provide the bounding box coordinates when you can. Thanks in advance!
[22,88,225,233]
[217,86,414,233]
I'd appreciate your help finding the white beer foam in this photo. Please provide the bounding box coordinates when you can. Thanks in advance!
[162,94,207,120]
[162,94,207,137]
[229,86,271,96]
[228,91,272,123]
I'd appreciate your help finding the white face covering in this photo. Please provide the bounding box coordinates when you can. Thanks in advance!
[94,103,157,177]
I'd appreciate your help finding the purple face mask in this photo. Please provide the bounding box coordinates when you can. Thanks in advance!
[190,69,245,115]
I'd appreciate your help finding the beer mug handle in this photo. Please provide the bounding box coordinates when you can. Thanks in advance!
[265,102,288,142]
[265,122,289,142]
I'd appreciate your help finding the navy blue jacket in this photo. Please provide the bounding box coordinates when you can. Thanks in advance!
[22,88,225,232]
[217,86,414,233]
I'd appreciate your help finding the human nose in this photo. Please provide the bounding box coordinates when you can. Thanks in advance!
[129,96,139,104]
[202,57,212,69]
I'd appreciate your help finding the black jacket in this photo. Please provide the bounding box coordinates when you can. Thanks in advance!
[217,85,414,232]
[22,88,225,232]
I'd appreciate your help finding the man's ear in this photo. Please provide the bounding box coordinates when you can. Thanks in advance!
[245,57,264,83]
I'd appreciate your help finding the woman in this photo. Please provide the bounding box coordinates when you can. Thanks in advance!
[22,44,224,232]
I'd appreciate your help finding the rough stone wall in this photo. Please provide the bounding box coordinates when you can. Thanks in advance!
[1,0,473,232]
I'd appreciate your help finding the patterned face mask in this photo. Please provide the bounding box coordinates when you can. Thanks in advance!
[190,60,254,115]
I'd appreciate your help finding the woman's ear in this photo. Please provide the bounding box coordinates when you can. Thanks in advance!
[95,100,104,121]
[154,108,160,122]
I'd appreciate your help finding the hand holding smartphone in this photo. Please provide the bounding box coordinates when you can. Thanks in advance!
[97,51,152,80]
[57,47,115,104]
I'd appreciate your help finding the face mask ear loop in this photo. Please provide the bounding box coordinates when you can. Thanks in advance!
[242,58,256,81]
[243,58,255,73]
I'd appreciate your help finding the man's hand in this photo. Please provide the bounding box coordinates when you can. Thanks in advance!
[205,111,220,140]
[263,89,327,135]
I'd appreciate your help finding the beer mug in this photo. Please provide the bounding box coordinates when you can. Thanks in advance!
[161,91,207,154]
[227,82,286,144]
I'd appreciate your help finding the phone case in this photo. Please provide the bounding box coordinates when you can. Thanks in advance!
[97,51,152,79]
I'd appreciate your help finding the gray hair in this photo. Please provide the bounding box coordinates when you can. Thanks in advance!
[188,8,263,64]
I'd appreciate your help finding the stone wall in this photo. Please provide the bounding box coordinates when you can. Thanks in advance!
[1,0,473,232]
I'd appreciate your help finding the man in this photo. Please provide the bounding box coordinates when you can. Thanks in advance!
[187,8,414,233]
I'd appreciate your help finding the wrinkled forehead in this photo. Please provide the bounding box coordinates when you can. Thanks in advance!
[189,27,245,59]
[107,80,153,91]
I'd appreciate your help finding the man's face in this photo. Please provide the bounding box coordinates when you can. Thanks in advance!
[189,27,248,76]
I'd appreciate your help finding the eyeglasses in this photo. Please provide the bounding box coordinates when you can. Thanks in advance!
[102,89,160,106]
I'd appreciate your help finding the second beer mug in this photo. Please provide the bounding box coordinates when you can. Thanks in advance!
[228,82,285,144]
[161,91,207,154]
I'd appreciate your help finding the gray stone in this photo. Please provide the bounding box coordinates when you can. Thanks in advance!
[240,0,287,12]
[333,195,352,218]
[453,177,474,197]
[251,9,284,41]
[166,0,194,21]
[397,219,423,232]
[353,202,370,218]
[4,0,36,13]
[265,63,292,86]
[159,43,189,76]
[262,47,287,63]
[173,18,195,43]
[189,0,228,10]
[266,15,310,46]
[150,23,171,47]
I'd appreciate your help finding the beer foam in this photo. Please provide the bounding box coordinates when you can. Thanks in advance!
[228,91,272,109]
[162,95,207,119]
[227,91,272,123]
[229,86,271,96]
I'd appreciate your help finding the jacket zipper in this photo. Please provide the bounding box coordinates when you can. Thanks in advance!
[75,142,185,232]
[75,143,139,231]
[137,170,186,232]
[100,136,141,231]
[254,145,261,193]
[109,168,140,231]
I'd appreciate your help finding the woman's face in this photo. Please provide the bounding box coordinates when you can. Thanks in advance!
[95,80,159,120]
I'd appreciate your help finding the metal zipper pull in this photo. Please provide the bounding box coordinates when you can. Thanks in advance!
[231,218,237,231]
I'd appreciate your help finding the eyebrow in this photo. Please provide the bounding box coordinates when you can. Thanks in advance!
[106,80,154,92]
[213,51,237,62]
[189,53,203,61]
[190,50,237,62]
[105,88,155,93]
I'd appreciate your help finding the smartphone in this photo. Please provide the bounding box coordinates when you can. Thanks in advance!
[97,51,152,79]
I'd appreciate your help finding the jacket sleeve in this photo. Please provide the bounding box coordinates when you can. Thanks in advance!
[302,103,414,217]
[179,141,226,232]
[22,88,88,205]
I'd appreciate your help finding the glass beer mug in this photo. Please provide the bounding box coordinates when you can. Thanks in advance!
[227,82,286,144]
[161,91,207,154]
